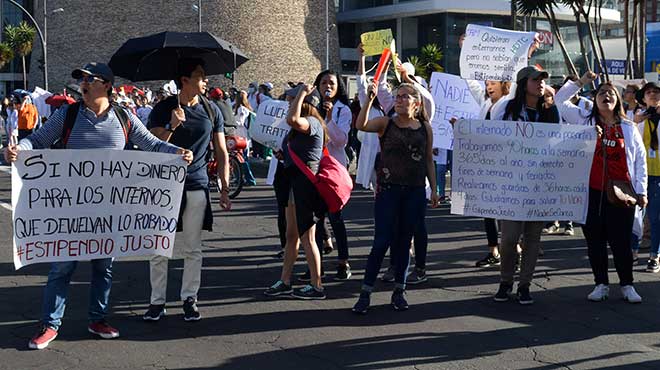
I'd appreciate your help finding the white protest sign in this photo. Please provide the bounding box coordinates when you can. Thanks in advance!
[450,120,596,223]
[429,72,481,150]
[249,99,290,150]
[460,24,536,81]
[11,149,186,269]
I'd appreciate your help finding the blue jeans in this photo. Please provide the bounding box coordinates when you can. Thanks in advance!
[242,149,257,185]
[42,259,113,330]
[648,176,660,257]
[435,163,447,197]
[362,184,427,290]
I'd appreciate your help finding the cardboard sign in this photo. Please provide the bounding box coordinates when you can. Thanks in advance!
[249,100,291,150]
[361,29,394,57]
[12,149,186,269]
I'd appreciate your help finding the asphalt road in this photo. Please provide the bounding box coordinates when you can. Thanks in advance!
[1,161,660,370]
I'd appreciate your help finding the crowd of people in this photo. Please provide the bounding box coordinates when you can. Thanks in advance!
[2,33,660,352]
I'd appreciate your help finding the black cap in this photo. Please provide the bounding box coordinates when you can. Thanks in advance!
[636,82,660,105]
[516,66,549,83]
[284,85,321,107]
[72,62,114,84]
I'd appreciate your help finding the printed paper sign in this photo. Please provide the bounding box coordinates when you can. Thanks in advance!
[460,24,536,81]
[361,29,394,57]
[249,100,291,150]
[11,149,186,269]
[429,72,481,150]
[450,120,596,223]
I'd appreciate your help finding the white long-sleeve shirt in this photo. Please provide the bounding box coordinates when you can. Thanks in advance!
[325,100,352,167]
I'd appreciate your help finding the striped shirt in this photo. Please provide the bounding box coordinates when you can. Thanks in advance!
[18,103,180,153]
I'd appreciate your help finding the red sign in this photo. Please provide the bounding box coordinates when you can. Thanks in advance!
[537,30,554,47]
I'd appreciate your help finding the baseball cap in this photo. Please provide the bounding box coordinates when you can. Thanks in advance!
[284,85,321,107]
[516,66,549,83]
[209,87,223,100]
[265,82,274,90]
[72,62,115,84]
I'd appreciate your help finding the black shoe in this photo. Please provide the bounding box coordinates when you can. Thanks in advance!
[142,304,166,321]
[182,297,201,321]
[352,292,370,314]
[391,288,409,311]
[297,269,325,283]
[292,284,326,300]
[407,267,428,285]
[494,282,513,302]
[647,259,660,273]
[517,286,534,305]
[263,280,293,297]
[476,253,501,267]
[335,263,352,281]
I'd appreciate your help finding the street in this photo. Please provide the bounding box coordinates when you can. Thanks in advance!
[0,164,660,370]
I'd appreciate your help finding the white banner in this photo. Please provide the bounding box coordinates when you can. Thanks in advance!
[460,24,536,81]
[249,100,291,150]
[11,149,186,269]
[429,72,481,150]
[450,120,596,223]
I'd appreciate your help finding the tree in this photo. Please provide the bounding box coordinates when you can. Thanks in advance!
[406,43,444,80]
[0,43,14,70]
[515,0,579,76]
[5,21,36,89]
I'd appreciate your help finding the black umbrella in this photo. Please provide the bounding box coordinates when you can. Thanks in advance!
[108,31,249,82]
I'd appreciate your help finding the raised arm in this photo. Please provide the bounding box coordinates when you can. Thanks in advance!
[286,84,315,134]
[556,71,596,126]
[356,83,389,136]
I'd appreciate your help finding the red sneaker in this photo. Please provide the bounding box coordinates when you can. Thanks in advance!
[87,321,120,339]
[28,326,58,350]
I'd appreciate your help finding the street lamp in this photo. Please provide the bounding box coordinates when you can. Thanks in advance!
[192,0,202,32]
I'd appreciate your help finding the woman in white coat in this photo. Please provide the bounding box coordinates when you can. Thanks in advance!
[555,71,648,303]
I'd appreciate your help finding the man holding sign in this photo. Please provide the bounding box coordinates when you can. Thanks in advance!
[4,62,192,350]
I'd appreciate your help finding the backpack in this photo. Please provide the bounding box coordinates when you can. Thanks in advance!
[51,102,132,149]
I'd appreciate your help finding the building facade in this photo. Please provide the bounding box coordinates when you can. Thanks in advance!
[25,0,341,95]
[337,0,621,82]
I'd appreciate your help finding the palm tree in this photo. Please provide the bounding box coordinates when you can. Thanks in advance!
[515,0,579,76]
[0,43,14,70]
[405,43,444,80]
[5,21,36,89]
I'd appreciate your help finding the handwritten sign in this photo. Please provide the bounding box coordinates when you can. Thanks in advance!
[429,72,481,150]
[249,100,291,150]
[11,149,186,269]
[450,120,596,223]
[460,24,536,81]
[361,29,394,57]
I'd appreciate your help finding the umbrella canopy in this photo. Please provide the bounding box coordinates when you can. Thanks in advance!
[45,94,76,108]
[108,31,249,82]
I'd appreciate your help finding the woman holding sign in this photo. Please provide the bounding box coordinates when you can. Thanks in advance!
[263,84,328,300]
[556,71,647,303]
[351,82,439,314]
[489,66,560,305]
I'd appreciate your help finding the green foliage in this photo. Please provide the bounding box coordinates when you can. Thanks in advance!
[406,43,444,80]
[514,0,557,16]
[5,21,36,57]
[0,42,14,69]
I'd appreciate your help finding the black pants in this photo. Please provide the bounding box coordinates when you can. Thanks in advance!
[582,188,634,286]
[316,211,349,261]
[484,218,498,247]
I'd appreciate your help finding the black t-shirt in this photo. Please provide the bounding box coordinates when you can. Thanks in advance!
[148,97,224,190]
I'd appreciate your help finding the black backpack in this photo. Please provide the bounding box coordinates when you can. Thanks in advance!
[51,102,132,149]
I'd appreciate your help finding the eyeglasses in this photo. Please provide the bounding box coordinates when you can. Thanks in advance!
[77,75,104,84]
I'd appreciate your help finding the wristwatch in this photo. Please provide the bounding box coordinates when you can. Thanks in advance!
[165,123,175,132]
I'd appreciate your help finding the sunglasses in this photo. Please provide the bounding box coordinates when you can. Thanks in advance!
[77,75,104,84]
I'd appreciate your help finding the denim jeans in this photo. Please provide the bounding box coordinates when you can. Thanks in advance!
[42,258,113,330]
[242,149,257,185]
[362,184,427,290]
[648,176,660,257]
[435,163,447,197]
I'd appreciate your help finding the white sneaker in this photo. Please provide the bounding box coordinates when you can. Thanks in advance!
[621,285,642,303]
[587,284,609,301]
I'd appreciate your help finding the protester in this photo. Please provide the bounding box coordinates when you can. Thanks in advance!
[352,81,439,314]
[145,58,231,322]
[489,65,560,305]
[232,90,257,186]
[3,62,192,350]
[556,71,647,303]
[264,84,327,300]
[4,96,18,147]
[136,95,153,124]
[629,82,660,273]
[623,84,642,122]
[16,95,38,140]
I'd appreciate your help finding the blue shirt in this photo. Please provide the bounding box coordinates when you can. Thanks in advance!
[18,103,180,153]
[148,97,224,190]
